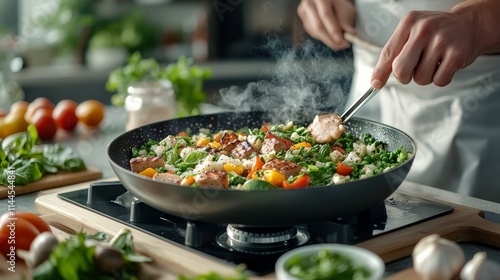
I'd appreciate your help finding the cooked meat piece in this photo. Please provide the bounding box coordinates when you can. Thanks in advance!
[152,172,182,184]
[260,138,287,154]
[231,141,255,159]
[219,132,240,152]
[195,170,229,189]
[220,132,238,145]
[262,158,301,178]
[130,156,165,173]
[308,114,345,143]
[221,139,240,153]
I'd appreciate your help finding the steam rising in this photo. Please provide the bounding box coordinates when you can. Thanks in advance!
[218,37,354,123]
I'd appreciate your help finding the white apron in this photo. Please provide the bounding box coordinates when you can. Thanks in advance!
[348,0,500,203]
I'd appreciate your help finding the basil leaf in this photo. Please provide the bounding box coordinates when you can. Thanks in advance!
[42,144,87,172]
[0,159,45,185]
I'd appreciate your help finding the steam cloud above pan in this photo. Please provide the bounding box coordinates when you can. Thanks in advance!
[218,36,354,123]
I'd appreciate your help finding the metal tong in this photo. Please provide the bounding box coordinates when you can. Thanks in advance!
[339,34,382,122]
[340,86,380,123]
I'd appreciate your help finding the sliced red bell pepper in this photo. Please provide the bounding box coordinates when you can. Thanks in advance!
[283,174,310,189]
[336,162,353,176]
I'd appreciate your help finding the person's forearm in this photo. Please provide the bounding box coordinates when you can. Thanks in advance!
[451,0,500,54]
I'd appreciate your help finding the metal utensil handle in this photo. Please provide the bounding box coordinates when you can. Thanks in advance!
[340,87,380,123]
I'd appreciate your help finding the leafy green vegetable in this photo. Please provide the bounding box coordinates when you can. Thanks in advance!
[285,249,371,280]
[33,229,151,280]
[0,125,86,186]
[106,52,212,117]
[178,266,248,280]
[228,172,248,187]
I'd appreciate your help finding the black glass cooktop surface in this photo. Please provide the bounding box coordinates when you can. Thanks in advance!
[58,181,454,276]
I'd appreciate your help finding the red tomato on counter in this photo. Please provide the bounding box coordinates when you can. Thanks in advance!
[52,99,79,131]
[25,97,55,123]
[0,212,51,257]
[31,108,58,140]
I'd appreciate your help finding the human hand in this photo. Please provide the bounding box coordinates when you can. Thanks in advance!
[297,0,356,50]
[370,10,481,89]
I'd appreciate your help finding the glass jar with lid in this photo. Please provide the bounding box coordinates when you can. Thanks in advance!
[124,80,177,131]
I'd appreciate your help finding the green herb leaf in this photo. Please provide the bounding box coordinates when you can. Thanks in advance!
[106,52,211,116]
[0,124,86,186]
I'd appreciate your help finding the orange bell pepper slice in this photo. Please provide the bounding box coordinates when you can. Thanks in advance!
[181,176,195,186]
[139,167,157,178]
[247,155,264,179]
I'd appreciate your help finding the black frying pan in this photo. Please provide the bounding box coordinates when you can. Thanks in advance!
[107,111,416,226]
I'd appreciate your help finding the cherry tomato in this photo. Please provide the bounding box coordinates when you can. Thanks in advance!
[25,97,55,123]
[0,212,48,257]
[31,108,57,140]
[0,109,7,118]
[52,99,78,131]
[76,100,105,128]
[337,162,354,176]
[13,212,51,233]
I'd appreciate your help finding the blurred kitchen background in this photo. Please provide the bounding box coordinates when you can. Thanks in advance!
[0,0,353,108]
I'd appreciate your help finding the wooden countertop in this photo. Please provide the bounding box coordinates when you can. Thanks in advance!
[26,178,500,280]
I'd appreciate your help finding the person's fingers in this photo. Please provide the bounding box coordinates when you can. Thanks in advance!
[433,47,463,87]
[298,1,339,49]
[412,48,441,85]
[371,34,408,89]
[392,31,428,85]
[371,12,415,89]
[314,0,350,49]
[298,0,354,50]
[413,32,446,85]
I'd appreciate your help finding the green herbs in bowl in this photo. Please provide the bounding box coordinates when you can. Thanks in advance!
[275,244,385,280]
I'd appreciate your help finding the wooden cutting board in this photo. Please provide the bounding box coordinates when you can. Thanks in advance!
[0,166,102,198]
[32,179,500,280]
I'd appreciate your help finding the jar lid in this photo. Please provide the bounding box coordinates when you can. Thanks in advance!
[127,79,173,95]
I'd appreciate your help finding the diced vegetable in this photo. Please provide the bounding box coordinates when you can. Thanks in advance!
[223,163,245,176]
[247,156,264,179]
[181,176,195,186]
[292,142,312,150]
[139,167,157,177]
[283,174,310,189]
[263,170,286,187]
[336,162,354,176]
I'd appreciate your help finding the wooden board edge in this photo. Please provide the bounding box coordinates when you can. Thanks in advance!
[0,166,102,198]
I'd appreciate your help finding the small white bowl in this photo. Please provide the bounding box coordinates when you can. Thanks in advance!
[275,244,385,280]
